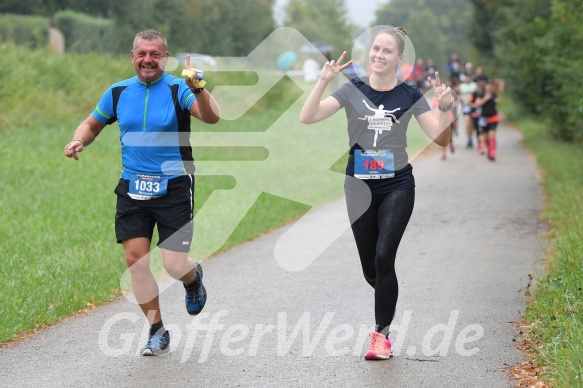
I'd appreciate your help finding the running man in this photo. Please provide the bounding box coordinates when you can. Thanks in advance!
[64,29,220,356]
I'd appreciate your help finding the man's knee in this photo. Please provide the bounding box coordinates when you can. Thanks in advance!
[123,238,151,268]
[161,251,191,279]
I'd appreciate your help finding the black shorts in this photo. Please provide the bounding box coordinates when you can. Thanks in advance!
[483,121,498,132]
[471,116,484,135]
[114,175,194,252]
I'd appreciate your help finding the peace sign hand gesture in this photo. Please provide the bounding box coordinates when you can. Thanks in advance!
[427,71,452,107]
[320,51,353,82]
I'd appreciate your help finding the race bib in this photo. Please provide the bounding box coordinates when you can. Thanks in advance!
[478,117,487,127]
[354,149,395,179]
[462,105,472,114]
[128,174,168,200]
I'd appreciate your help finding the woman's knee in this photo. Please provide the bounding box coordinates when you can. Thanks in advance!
[363,271,376,288]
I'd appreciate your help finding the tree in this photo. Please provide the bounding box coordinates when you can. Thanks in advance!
[283,0,356,59]
[537,0,583,141]
[0,0,46,15]
[108,0,183,53]
[1,0,277,57]
[160,0,276,56]
[491,0,552,113]
[0,0,118,17]
[468,0,583,142]
[374,0,471,65]
[467,0,500,58]
[402,8,446,73]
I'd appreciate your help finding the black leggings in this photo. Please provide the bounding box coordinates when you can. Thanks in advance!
[346,189,415,334]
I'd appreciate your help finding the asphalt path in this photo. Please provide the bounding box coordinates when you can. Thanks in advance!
[0,122,547,387]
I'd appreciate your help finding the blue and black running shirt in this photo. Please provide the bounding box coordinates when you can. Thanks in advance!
[92,73,196,180]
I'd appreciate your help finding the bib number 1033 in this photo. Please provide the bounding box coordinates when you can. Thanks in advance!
[128,174,168,200]
[135,179,160,193]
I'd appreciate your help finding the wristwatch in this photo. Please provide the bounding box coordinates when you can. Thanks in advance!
[439,101,453,112]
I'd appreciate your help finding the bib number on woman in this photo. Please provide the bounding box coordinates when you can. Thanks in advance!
[128,174,168,200]
[354,149,395,179]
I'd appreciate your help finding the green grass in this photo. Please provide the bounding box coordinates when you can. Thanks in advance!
[0,43,439,345]
[501,98,583,386]
[0,44,343,344]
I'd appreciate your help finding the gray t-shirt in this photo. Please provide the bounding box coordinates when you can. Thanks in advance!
[331,76,431,194]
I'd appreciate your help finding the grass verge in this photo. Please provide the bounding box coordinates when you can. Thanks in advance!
[0,44,337,344]
[0,43,439,345]
[501,98,583,386]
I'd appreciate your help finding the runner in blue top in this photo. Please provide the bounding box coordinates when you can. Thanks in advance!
[64,29,220,356]
[92,72,198,181]
[300,27,453,360]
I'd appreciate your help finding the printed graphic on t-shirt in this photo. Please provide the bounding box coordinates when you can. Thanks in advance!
[358,99,400,147]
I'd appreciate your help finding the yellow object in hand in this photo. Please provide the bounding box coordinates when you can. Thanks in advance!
[181,69,206,88]
[181,69,196,80]
[193,79,206,88]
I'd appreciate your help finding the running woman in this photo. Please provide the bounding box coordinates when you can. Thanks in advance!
[300,27,453,360]
[459,73,478,148]
[474,80,500,161]
[468,79,487,154]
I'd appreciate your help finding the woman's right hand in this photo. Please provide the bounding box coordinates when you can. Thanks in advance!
[320,51,353,82]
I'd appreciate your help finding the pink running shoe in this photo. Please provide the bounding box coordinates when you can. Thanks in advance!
[477,142,485,155]
[364,332,393,360]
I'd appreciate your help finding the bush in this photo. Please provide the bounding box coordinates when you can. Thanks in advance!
[0,14,50,48]
[0,43,130,131]
[544,0,583,142]
[53,10,115,54]
[492,0,583,143]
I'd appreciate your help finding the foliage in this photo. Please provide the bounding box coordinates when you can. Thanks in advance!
[173,0,276,56]
[374,0,472,68]
[0,0,276,56]
[0,0,118,17]
[0,43,347,344]
[0,14,50,48]
[468,0,583,142]
[283,0,356,59]
[487,0,552,114]
[467,0,502,58]
[54,10,115,54]
[543,0,583,142]
[0,43,131,131]
[502,98,583,386]
[400,8,446,71]
[106,0,187,53]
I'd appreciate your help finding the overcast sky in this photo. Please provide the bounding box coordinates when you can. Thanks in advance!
[273,0,388,28]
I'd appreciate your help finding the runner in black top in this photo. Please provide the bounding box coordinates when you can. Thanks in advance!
[300,27,453,360]
[474,81,500,161]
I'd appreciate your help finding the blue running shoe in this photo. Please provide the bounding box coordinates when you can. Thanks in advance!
[141,330,170,356]
[184,262,206,315]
